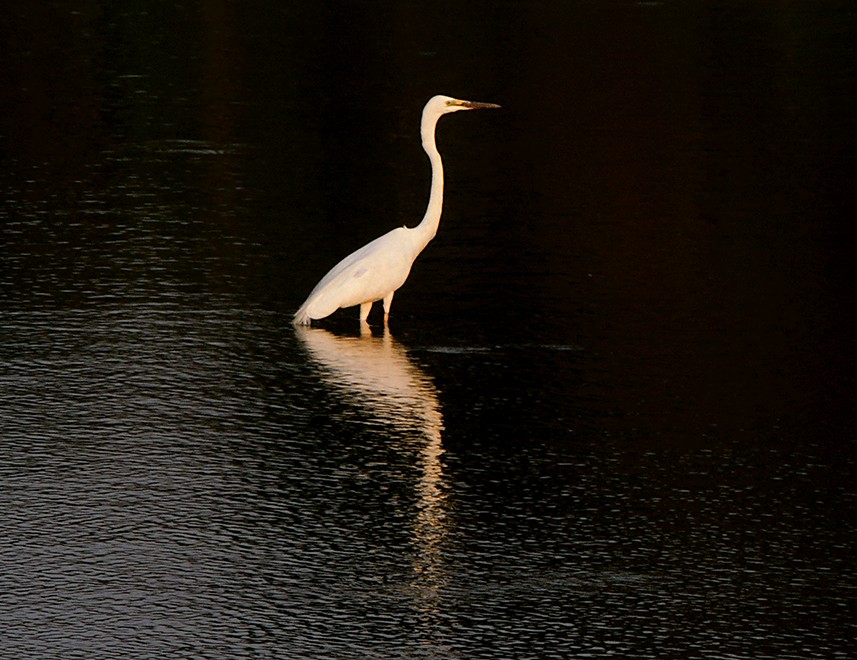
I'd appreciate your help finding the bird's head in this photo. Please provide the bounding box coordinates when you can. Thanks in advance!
[427,95,501,118]
[420,94,500,147]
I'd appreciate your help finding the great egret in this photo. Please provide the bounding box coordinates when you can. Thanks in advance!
[293,94,499,326]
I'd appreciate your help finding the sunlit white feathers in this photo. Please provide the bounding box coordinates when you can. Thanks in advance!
[293,94,499,326]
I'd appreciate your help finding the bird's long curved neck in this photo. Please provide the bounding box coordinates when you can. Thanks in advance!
[413,110,444,254]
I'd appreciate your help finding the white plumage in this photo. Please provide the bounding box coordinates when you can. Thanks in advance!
[293,95,499,326]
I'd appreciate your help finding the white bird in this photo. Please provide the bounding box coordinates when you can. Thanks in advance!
[293,94,499,326]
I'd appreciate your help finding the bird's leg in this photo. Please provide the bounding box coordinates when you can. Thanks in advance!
[359,301,373,322]
[382,291,395,325]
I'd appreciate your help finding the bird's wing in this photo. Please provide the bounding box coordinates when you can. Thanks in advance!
[296,227,415,321]
[306,229,401,296]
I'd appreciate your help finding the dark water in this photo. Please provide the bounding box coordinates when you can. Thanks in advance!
[2,2,856,658]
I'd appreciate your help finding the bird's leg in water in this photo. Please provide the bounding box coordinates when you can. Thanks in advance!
[359,301,373,322]
[382,291,395,325]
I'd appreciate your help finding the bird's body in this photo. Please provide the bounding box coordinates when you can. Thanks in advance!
[293,95,499,326]
[294,226,419,322]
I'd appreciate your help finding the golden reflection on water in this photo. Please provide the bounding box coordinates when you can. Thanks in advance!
[296,326,447,613]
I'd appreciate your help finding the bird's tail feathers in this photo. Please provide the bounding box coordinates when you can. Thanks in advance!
[292,306,312,326]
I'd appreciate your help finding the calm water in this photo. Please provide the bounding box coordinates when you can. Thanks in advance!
[2,2,856,658]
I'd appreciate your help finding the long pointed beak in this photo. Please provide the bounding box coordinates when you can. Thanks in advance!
[459,100,501,110]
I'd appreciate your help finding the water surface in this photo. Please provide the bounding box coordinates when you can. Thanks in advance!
[1,2,855,658]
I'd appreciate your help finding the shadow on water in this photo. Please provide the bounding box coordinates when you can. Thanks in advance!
[295,325,448,619]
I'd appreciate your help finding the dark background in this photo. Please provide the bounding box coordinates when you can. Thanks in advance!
[1,1,856,657]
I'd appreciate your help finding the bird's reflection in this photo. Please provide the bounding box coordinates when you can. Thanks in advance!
[296,325,447,614]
